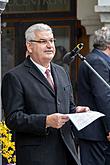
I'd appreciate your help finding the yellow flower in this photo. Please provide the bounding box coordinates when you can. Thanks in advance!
[0,121,16,164]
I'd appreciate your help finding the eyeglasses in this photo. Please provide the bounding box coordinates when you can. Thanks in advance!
[29,38,56,45]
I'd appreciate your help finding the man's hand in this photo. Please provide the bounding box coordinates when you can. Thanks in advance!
[46,113,69,129]
[75,106,90,113]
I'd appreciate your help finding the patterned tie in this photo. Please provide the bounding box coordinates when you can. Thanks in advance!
[45,69,54,90]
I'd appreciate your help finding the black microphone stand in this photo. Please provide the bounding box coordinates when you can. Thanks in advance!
[77,53,110,89]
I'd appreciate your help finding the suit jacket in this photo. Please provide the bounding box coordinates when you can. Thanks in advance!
[1,57,80,165]
[76,49,110,141]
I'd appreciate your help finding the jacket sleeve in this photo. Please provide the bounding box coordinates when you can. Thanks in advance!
[1,72,47,136]
[89,58,110,133]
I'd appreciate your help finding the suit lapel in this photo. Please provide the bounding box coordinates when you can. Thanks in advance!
[51,64,64,113]
[24,58,67,113]
[24,57,55,95]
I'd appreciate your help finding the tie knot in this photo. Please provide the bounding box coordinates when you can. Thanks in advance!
[45,69,50,76]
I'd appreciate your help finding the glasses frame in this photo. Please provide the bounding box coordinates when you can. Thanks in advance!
[29,39,56,45]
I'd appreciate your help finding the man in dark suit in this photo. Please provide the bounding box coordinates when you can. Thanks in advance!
[77,27,110,165]
[1,23,89,165]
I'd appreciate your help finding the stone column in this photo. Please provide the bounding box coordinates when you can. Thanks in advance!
[95,0,110,27]
[77,0,102,50]
[81,16,102,50]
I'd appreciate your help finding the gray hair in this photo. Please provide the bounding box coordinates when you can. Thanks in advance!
[25,23,53,42]
[93,27,110,50]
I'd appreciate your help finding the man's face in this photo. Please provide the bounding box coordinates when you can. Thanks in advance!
[26,30,56,67]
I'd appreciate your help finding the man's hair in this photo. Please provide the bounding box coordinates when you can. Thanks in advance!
[25,23,53,42]
[93,27,110,50]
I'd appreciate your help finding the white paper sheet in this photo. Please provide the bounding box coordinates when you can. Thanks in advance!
[67,111,105,131]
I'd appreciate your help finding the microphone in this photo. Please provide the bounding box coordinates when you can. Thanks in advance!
[63,43,84,64]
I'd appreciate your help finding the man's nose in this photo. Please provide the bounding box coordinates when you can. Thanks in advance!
[46,41,53,47]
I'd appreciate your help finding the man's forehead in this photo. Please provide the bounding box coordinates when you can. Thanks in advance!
[34,30,53,38]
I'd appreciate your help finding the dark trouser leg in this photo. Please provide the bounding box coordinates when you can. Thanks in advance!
[79,139,107,165]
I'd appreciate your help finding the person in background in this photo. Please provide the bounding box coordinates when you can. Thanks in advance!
[77,27,110,165]
[1,23,89,165]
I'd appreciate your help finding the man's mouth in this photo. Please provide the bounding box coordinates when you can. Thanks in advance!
[45,50,53,53]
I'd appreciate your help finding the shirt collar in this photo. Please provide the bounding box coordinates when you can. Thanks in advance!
[30,57,51,75]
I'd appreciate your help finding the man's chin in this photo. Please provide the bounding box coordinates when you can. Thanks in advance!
[46,54,54,59]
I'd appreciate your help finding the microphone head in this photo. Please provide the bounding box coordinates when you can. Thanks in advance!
[72,43,84,54]
[63,52,75,64]
[78,43,84,49]
[63,43,84,64]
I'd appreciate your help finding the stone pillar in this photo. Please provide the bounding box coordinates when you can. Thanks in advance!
[77,0,102,50]
[81,16,102,50]
[95,0,110,27]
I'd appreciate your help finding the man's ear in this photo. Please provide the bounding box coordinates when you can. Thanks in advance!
[26,42,32,53]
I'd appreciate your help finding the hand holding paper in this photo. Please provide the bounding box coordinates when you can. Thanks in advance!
[67,111,105,131]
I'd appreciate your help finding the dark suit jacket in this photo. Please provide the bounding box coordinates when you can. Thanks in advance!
[76,49,110,141]
[1,57,80,165]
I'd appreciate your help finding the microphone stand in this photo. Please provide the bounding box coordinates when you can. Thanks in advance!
[77,53,110,89]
